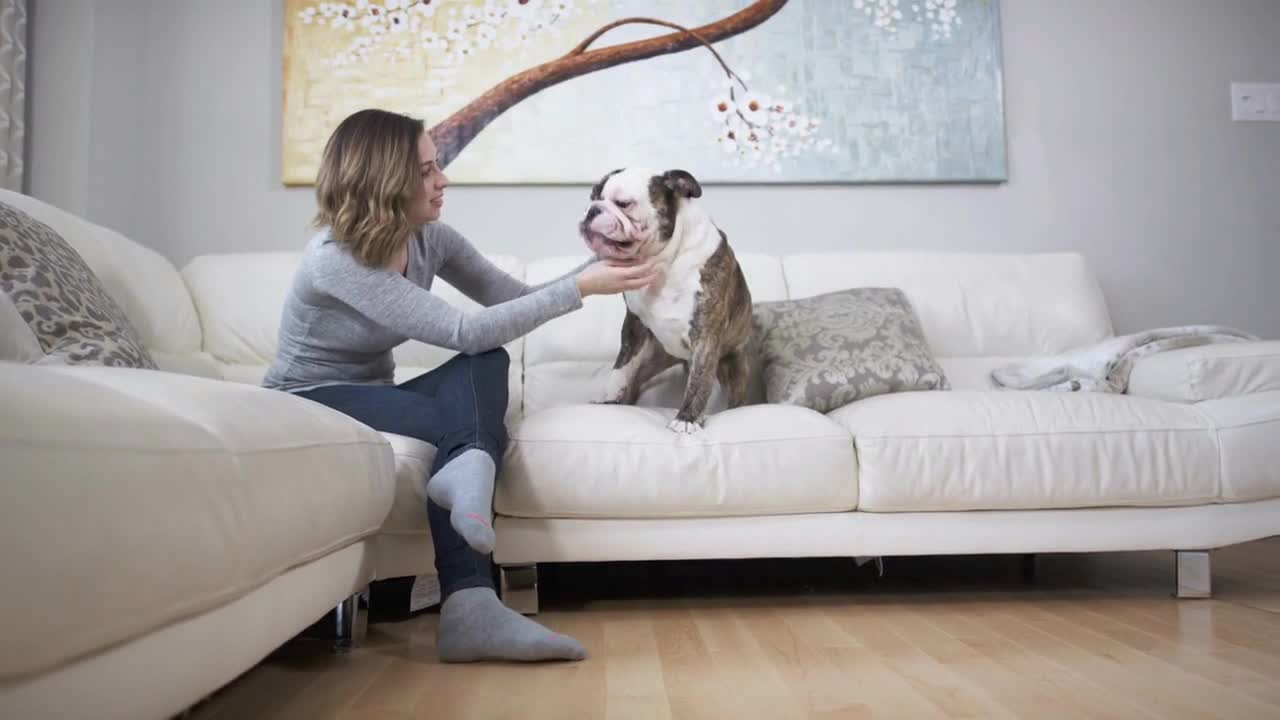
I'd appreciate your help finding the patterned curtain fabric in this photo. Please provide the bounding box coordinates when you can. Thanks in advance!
[0,0,25,192]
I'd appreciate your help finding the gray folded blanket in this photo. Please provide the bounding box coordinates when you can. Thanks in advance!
[991,324,1258,393]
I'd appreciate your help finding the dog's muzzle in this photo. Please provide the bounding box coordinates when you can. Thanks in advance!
[581,203,639,257]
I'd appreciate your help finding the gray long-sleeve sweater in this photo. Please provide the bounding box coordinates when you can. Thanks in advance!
[261,222,587,393]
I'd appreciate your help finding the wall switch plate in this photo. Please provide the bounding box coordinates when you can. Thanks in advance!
[1231,82,1280,122]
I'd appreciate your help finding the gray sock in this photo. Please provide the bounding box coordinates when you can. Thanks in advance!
[426,449,496,554]
[436,587,587,663]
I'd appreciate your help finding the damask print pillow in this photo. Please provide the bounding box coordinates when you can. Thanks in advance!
[0,201,158,369]
[751,287,949,413]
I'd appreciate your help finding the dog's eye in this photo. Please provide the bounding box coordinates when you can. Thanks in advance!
[616,199,633,209]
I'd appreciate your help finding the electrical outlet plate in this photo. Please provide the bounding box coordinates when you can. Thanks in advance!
[1231,82,1280,122]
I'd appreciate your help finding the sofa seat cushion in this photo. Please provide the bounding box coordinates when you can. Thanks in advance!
[1193,391,1280,502]
[827,390,1220,512]
[0,364,395,682]
[496,403,857,519]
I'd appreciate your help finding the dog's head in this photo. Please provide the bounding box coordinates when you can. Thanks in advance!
[579,167,702,261]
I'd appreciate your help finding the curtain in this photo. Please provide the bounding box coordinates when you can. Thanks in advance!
[0,0,25,192]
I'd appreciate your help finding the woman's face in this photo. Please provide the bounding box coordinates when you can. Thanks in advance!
[409,131,449,225]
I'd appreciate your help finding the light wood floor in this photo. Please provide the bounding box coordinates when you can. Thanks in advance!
[188,537,1280,720]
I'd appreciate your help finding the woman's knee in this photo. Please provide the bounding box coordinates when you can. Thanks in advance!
[468,347,510,382]
[463,348,510,420]
[479,346,510,368]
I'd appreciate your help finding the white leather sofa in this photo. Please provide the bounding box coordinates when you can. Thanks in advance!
[3,189,1279,718]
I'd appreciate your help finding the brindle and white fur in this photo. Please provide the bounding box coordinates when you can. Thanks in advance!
[580,167,753,434]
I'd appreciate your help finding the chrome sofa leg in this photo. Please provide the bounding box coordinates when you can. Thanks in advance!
[500,563,539,615]
[1175,550,1212,599]
[332,590,367,652]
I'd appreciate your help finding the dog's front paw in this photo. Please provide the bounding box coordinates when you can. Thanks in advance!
[667,419,703,434]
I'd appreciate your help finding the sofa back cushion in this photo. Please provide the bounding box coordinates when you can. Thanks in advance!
[521,250,1113,372]
[782,252,1113,357]
[0,190,203,360]
[180,245,1115,405]
[180,251,300,382]
[181,250,527,384]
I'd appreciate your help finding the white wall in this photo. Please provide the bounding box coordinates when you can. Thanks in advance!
[28,0,93,216]
[28,0,1280,338]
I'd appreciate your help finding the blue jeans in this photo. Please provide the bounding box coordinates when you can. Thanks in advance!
[296,348,511,600]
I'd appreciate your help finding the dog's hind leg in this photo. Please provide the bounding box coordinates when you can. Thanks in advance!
[602,311,675,405]
[629,344,679,404]
[717,349,751,409]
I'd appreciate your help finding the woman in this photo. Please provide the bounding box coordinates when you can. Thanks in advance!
[262,108,656,663]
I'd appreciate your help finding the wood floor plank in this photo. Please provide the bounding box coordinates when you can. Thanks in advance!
[271,650,393,720]
[975,601,1217,720]
[1127,596,1280,657]
[603,613,674,720]
[692,606,807,720]
[1101,598,1280,679]
[823,600,1020,720]
[732,603,894,718]
[851,601,1083,719]
[654,604,797,720]
[787,600,966,719]
[1042,599,1280,709]
[995,599,1276,720]
[928,599,1158,720]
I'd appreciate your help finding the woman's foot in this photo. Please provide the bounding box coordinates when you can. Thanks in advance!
[436,587,587,663]
[426,449,496,554]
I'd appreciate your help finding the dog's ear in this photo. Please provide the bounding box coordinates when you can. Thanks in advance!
[662,169,702,199]
[591,168,624,201]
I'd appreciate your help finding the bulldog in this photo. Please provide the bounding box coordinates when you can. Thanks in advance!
[580,167,753,433]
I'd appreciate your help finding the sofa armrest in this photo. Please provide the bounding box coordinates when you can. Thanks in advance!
[1127,340,1280,402]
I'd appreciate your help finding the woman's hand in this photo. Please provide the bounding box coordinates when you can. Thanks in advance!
[575,258,661,297]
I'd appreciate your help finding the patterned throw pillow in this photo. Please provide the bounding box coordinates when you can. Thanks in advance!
[752,287,949,412]
[0,201,158,369]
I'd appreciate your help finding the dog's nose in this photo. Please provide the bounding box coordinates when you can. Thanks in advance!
[585,205,602,222]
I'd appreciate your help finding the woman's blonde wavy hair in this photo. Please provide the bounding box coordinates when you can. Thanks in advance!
[313,108,424,267]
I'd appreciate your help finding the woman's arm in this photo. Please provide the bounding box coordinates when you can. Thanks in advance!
[310,245,582,355]
[525,256,598,293]
[431,223,596,306]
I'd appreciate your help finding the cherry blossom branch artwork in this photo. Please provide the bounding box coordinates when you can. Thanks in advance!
[281,0,1006,185]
